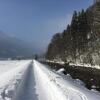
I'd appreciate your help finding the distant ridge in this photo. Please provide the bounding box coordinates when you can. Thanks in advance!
[0,31,38,58]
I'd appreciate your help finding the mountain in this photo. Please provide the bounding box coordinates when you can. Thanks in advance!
[46,1,100,65]
[86,1,100,38]
[0,31,38,58]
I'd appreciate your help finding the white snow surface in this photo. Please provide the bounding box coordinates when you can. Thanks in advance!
[57,68,65,74]
[0,60,100,100]
[46,60,100,69]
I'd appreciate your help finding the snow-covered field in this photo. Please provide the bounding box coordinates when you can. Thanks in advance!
[0,60,100,100]
[0,60,31,100]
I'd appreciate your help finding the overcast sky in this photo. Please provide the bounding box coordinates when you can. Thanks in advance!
[0,0,93,53]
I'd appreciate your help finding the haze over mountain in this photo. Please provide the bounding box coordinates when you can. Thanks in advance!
[0,31,40,58]
[0,0,93,53]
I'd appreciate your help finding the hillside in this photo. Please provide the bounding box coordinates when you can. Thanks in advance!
[0,31,36,58]
[46,1,100,65]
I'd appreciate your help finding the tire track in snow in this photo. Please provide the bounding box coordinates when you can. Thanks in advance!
[12,63,38,100]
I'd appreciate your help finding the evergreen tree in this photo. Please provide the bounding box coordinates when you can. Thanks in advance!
[46,4,100,65]
[70,11,79,61]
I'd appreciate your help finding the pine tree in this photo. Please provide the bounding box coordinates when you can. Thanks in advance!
[70,11,79,61]
[78,10,90,53]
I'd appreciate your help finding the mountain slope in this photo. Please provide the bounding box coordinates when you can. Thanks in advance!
[0,31,37,58]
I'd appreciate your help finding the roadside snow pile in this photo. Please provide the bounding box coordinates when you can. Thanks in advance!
[34,60,100,100]
[91,85,99,93]
[70,63,100,69]
[74,79,85,86]
[0,60,31,100]
[46,60,100,69]
[34,61,67,100]
[57,68,65,74]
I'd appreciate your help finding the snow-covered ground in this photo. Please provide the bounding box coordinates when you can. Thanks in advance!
[33,60,100,100]
[0,60,31,100]
[46,60,100,69]
[0,60,100,100]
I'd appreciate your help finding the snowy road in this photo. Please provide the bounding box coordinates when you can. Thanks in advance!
[0,60,100,100]
[13,63,38,100]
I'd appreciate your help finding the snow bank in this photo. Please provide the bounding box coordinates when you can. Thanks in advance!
[46,60,100,69]
[57,68,65,74]
[34,61,67,100]
[34,60,100,100]
[70,63,100,70]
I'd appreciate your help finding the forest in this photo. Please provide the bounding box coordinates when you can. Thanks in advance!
[46,1,100,65]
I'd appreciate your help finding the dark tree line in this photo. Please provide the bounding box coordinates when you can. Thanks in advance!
[46,2,100,65]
